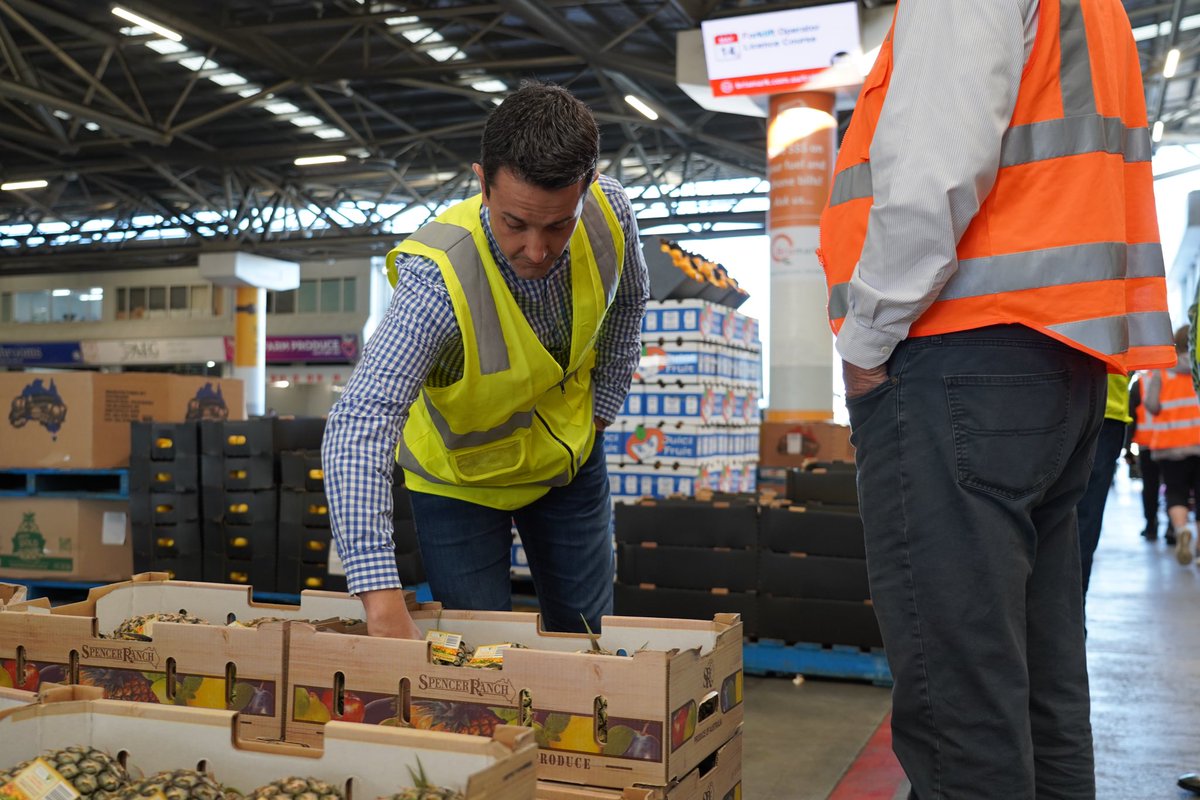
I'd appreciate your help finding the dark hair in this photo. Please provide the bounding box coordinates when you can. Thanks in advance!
[480,82,599,192]
[1175,325,1190,353]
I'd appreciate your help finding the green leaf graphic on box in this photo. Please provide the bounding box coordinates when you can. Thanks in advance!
[604,725,636,757]
[174,676,203,704]
[491,707,520,725]
[535,713,571,746]
[293,686,310,718]
[142,671,165,682]
[230,682,256,712]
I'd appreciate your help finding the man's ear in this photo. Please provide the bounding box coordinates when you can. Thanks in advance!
[472,162,488,201]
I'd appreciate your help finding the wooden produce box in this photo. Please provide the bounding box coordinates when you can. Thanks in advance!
[0,685,37,711]
[0,686,537,800]
[0,581,27,607]
[0,573,412,742]
[536,728,742,800]
[284,608,744,790]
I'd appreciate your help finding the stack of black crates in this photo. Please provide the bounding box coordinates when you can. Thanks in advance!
[130,422,204,580]
[614,462,882,650]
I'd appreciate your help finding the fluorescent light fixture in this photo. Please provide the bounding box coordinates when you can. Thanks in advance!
[145,39,187,54]
[206,361,216,368]
[1165,48,1182,78]
[386,16,418,25]
[52,289,71,297]
[624,94,659,121]
[52,110,71,120]
[1153,120,1165,142]
[272,380,290,388]
[79,294,101,302]
[428,46,465,62]
[237,86,263,98]
[265,101,301,115]
[84,122,101,132]
[1,179,48,191]
[290,115,325,128]
[402,27,437,43]
[111,7,181,41]
[313,128,347,139]
[294,155,347,166]
[178,55,214,72]
[471,79,508,94]
[209,72,248,87]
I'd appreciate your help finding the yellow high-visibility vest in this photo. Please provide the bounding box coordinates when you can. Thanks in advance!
[385,181,625,510]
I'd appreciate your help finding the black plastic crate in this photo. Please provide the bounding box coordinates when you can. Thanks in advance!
[280,491,330,528]
[202,488,278,526]
[618,543,756,592]
[130,459,199,493]
[203,551,277,591]
[614,501,758,549]
[757,597,882,649]
[278,523,336,565]
[130,491,201,526]
[201,418,326,457]
[203,520,277,562]
[759,506,866,559]
[758,553,871,602]
[614,584,756,636]
[276,551,424,595]
[280,450,324,492]
[131,422,200,462]
[132,521,203,563]
[201,454,276,491]
[786,470,859,507]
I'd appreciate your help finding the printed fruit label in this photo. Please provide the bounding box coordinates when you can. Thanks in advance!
[426,630,463,664]
[466,644,511,668]
[0,758,79,800]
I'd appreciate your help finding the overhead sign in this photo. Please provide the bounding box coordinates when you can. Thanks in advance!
[80,337,226,365]
[701,3,861,97]
[0,342,83,367]
[263,335,359,363]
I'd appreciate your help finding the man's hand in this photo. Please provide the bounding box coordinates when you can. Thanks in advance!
[594,416,609,431]
[360,588,423,639]
[843,361,890,400]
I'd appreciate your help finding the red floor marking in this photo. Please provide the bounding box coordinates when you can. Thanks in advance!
[827,713,907,800]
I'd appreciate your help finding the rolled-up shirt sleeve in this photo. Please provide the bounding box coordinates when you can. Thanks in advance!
[836,0,1036,368]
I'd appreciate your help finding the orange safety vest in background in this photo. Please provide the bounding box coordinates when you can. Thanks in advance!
[1149,370,1200,451]
[1132,399,1157,448]
[818,0,1174,374]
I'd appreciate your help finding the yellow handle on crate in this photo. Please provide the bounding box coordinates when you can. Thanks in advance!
[229,503,249,513]
[227,435,247,446]
[305,577,323,588]
[231,536,249,548]
[155,505,173,514]
[155,438,173,450]
[229,572,249,583]
[156,538,174,548]
[309,469,324,480]
[155,473,172,483]
[307,504,328,515]
[305,540,326,552]
[230,470,247,480]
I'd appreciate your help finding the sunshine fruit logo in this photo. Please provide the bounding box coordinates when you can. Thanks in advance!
[9,379,67,439]
[635,345,668,381]
[626,426,665,463]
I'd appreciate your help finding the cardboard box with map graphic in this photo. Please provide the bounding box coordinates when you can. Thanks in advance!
[0,498,131,581]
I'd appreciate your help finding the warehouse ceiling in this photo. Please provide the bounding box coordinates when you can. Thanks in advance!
[0,0,1187,275]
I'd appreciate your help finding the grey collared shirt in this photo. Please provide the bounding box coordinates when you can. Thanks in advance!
[836,0,1040,368]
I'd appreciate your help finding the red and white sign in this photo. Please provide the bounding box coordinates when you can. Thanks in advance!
[701,3,861,97]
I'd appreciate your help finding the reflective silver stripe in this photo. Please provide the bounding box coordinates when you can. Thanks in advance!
[826,242,1165,321]
[829,162,873,207]
[536,468,573,488]
[1161,398,1197,410]
[828,282,850,320]
[1148,418,1200,431]
[1001,115,1152,167]
[939,242,1164,302]
[422,392,532,449]
[397,439,451,485]
[407,218,510,376]
[580,190,621,304]
[1059,0,1097,117]
[1048,310,1174,356]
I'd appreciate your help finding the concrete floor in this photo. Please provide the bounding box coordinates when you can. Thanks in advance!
[741,469,1200,800]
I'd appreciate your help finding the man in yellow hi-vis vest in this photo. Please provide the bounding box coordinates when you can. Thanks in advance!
[322,84,648,638]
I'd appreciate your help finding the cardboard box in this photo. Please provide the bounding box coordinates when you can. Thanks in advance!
[282,609,744,790]
[758,421,853,469]
[0,498,131,581]
[758,553,870,601]
[758,506,866,559]
[1,581,28,607]
[0,575,409,742]
[633,341,760,389]
[202,454,276,491]
[0,686,37,710]
[618,545,756,593]
[536,727,742,800]
[0,687,537,800]
[0,373,243,469]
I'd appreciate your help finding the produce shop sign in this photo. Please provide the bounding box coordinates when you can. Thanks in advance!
[224,335,359,363]
[0,342,83,367]
[701,2,860,97]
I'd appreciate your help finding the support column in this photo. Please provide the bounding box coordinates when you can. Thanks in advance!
[766,91,837,420]
[233,286,267,416]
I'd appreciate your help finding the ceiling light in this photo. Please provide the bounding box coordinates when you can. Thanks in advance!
[111,7,182,41]
[386,16,418,26]
[206,361,216,368]
[313,128,347,139]
[290,115,325,128]
[145,39,187,54]
[1,179,48,191]
[84,122,101,132]
[52,289,71,297]
[178,55,214,72]
[624,94,659,121]
[272,380,290,388]
[294,155,347,166]
[52,110,71,120]
[238,86,263,98]
[402,27,437,43]
[209,72,248,87]
[1165,48,1181,78]
[1153,119,1165,142]
[471,79,508,94]
[265,101,301,115]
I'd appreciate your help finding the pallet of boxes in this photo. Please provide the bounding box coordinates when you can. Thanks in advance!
[0,572,742,799]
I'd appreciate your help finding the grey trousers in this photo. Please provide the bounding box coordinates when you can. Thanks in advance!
[848,324,1104,800]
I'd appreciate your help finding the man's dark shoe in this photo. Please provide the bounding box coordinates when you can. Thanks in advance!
[1142,524,1158,540]
[1177,772,1200,794]
[1167,529,1178,546]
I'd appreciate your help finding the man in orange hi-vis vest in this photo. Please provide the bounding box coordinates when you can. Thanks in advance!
[817,1,1174,796]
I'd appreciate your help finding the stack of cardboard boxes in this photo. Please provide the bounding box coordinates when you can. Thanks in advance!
[605,299,762,503]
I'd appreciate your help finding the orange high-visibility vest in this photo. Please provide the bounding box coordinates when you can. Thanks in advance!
[1132,400,1157,448]
[818,0,1174,374]
[1149,370,1200,451]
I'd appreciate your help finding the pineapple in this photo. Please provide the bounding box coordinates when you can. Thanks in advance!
[27,746,131,800]
[226,617,288,629]
[379,762,463,800]
[77,668,159,703]
[246,777,343,800]
[112,612,210,641]
[122,770,227,800]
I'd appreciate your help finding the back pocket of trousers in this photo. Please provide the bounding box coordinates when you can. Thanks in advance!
[945,370,1069,500]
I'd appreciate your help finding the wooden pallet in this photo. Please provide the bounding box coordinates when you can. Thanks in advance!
[744,638,892,686]
[0,468,129,500]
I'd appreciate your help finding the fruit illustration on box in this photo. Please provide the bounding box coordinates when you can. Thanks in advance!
[319,689,366,723]
[670,701,698,752]
[720,671,744,712]
[0,659,38,692]
[625,425,664,463]
[531,711,662,761]
[9,378,67,438]
[410,699,506,737]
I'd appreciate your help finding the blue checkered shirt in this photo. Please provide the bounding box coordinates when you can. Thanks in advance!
[323,174,649,594]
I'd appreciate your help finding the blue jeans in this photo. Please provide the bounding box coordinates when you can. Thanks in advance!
[849,325,1103,800]
[408,438,614,633]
